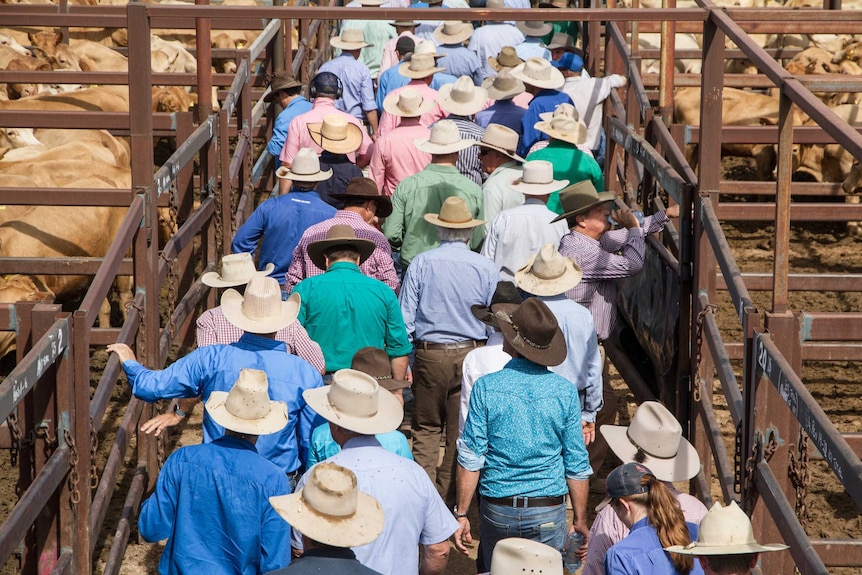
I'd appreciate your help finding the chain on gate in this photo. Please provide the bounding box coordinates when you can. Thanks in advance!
[89,417,99,489]
[64,429,81,506]
[7,411,23,467]
[788,428,811,526]
[160,181,180,340]
[693,304,717,403]
[213,177,224,254]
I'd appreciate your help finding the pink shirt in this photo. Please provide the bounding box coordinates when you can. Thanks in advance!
[377,81,447,136]
[369,119,432,197]
[380,31,419,76]
[279,98,373,166]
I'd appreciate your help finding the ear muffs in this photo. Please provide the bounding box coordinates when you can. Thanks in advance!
[310,74,343,99]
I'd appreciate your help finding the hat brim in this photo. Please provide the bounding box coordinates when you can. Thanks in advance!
[437,83,488,117]
[534,120,588,146]
[382,92,436,118]
[330,39,373,50]
[399,61,447,79]
[414,136,476,155]
[517,22,554,37]
[270,490,385,547]
[307,122,364,155]
[488,56,524,72]
[600,424,701,482]
[477,140,524,163]
[391,20,419,27]
[665,542,790,556]
[514,257,582,297]
[471,302,520,328]
[201,262,275,288]
[509,177,569,196]
[205,391,289,435]
[432,26,474,46]
[423,212,484,229]
[510,63,565,90]
[482,76,526,101]
[307,236,377,271]
[275,165,333,183]
[497,312,567,366]
[376,376,411,391]
[328,192,393,218]
[220,290,300,334]
[550,191,618,223]
[302,385,404,435]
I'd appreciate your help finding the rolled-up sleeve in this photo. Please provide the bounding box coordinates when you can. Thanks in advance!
[457,378,489,471]
[562,394,593,481]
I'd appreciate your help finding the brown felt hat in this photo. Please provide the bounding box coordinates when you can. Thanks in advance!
[328,177,392,218]
[264,72,302,103]
[471,280,522,329]
[495,298,566,366]
[351,346,410,391]
[306,224,376,271]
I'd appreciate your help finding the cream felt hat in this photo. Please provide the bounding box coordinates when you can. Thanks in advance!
[307,114,364,155]
[423,196,484,229]
[515,243,583,297]
[482,68,525,101]
[488,46,523,71]
[399,52,446,79]
[510,57,565,90]
[414,119,477,154]
[275,148,333,182]
[600,401,701,482]
[414,39,445,58]
[433,21,474,45]
[331,28,372,50]
[538,102,578,122]
[534,117,588,146]
[201,252,275,288]
[303,369,404,435]
[382,87,435,118]
[476,123,524,163]
[270,462,385,548]
[665,501,789,556]
[220,276,300,334]
[544,32,576,50]
[437,75,489,116]
[489,538,563,575]
[509,160,569,195]
[205,369,289,435]
[306,224,376,271]
[516,20,553,37]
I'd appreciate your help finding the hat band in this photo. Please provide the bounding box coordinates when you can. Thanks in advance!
[327,397,379,418]
[512,324,551,350]
[626,429,679,460]
[300,494,357,520]
[371,375,393,381]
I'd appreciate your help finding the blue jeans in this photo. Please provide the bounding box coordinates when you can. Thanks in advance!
[479,499,568,567]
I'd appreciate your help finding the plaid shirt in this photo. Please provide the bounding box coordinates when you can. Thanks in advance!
[196,307,326,374]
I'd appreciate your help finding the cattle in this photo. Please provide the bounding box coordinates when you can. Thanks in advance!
[0,275,53,360]
[636,32,703,75]
[0,85,130,112]
[1,129,130,166]
[153,86,198,113]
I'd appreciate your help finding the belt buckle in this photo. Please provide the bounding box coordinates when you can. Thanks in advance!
[513,496,528,508]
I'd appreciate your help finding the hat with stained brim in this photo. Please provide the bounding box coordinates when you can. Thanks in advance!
[510,57,565,90]
[423,196,484,229]
[517,20,553,37]
[306,224,377,271]
[515,244,583,297]
[275,148,333,182]
[307,114,364,155]
[330,28,373,50]
[220,276,300,334]
[328,176,393,218]
[391,19,419,27]
[509,160,569,196]
[495,298,566,366]
[665,501,789,556]
[433,21,474,45]
[201,252,275,288]
[551,179,618,223]
[488,46,524,71]
[399,52,447,79]
[476,123,524,163]
[303,369,404,435]
[534,116,588,146]
[206,368,289,435]
[482,68,526,101]
[414,119,477,155]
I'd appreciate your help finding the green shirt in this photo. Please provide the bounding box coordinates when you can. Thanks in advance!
[293,262,412,372]
[383,164,485,267]
[527,141,605,215]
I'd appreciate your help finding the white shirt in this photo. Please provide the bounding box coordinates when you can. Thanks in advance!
[561,71,626,150]
[481,160,524,225]
[459,331,509,434]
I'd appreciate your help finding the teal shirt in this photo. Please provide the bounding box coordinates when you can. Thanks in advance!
[293,262,413,371]
[382,164,485,267]
[527,141,605,215]
[305,423,414,469]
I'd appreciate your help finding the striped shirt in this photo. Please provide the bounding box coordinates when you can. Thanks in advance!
[446,115,485,186]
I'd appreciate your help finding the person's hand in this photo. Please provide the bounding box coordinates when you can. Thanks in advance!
[107,343,136,363]
[140,412,183,436]
[614,207,640,229]
[581,420,595,445]
[406,368,413,383]
[665,204,680,218]
[568,521,591,559]
[452,517,473,555]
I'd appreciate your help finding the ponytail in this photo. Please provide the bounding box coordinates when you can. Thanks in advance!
[627,475,694,575]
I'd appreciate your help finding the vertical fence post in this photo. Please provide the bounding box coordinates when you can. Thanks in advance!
[71,310,91,575]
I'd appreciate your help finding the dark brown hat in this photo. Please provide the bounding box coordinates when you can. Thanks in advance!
[351,347,410,391]
[329,177,393,218]
[307,224,377,271]
[471,281,522,328]
[264,73,302,103]
[495,298,566,366]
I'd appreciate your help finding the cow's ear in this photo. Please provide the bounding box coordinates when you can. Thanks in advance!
[189,92,199,104]
[759,116,778,126]
[78,59,91,72]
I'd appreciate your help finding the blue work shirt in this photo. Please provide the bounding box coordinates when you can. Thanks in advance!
[435,44,483,86]
[514,38,551,61]
[604,517,704,575]
[458,357,592,498]
[121,333,325,473]
[232,190,337,286]
[139,435,292,575]
[517,89,574,157]
[305,423,414,468]
[376,62,458,112]
[475,99,527,135]
[318,54,376,120]
[268,95,313,164]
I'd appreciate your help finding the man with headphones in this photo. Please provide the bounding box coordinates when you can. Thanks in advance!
[280,72,374,169]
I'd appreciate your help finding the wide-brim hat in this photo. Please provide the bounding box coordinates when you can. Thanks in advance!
[601,401,700,482]
[307,115,364,155]
[351,346,410,391]
[391,19,419,27]
[303,369,404,434]
[433,21,474,45]
[307,224,377,271]
[543,32,576,51]
[382,87,435,118]
[509,160,569,195]
[399,53,446,79]
[510,57,565,90]
[551,179,618,223]
[330,29,372,50]
[517,20,553,37]
[471,281,522,328]
[275,148,333,182]
[270,462,385,548]
[476,123,524,163]
[490,538,563,575]
[665,501,789,556]
[437,76,488,117]
[488,46,523,71]
[264,73,303,103]
[482,69,526,101]
[201,252,275,288]
[423,196,484,229]
[495,298,566,366]
[534,117,588,146]
[414,119,476,154]
[328,177,393,218]
[515,244,583,297]
[205,368,289,435]
[221,277,300,334]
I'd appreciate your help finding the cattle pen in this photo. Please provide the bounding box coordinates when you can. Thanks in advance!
[1,1,862,573]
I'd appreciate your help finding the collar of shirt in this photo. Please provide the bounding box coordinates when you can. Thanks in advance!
[343,435,384,450]
[286,96,310,110]
[569,228,602,247]
[289,188,326,199]
[438,240,470,251]
[523,197,546,206]
[424,163,461,175]
[335,209,364,223]
[629,517,650,532]
[312,98,338,111]
[237,332,289,352]
[503,356,552,375]
[300,547,358,561]
[325,261,362,274]
[213,434,259,454]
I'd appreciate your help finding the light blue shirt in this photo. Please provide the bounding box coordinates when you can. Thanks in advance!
[458,357,592,498]
[121,333,325,473]
[267,95,312,163]
[468,23,526,80]
[605,518,704,575]
[400,241,498,343]
[475,100,527,135]
[515,38,552,62]
[318,54,376,120]
[435,44,483,86]
[305,423,413,468]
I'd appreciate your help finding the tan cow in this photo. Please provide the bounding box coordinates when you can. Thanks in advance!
[0,86,130,112]
[0,275,53,360]
[153,86,198,113]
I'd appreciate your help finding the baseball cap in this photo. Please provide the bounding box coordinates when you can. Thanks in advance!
[552,52,584,73]
[595,462,653,512]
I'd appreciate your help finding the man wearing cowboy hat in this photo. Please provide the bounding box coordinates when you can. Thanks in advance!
[265,72,312,166]
[476,123,527,225]
[664,501,788,575]
[514,20,552,61]
[467,0,526,81]
[376,40,455,114]
[454,298,591,567]
[582,401,708,575]
[306,114,364,207]
[511,57,574,157]
[377,35,416,111]
[138,369,293,575]
[380,20,419,76]
[287,177,399,292]
[476,69,527,135]
[434,21,482,85]
[318,29,380,138]
[233,147,337,293]
[437,75,488,186]
[481,160,569,281]
[108,276,325,484]
[400,196,498,506]
[377,50,448,136]
[295,369,458,575]
[268,462,386,574]
[338,0,397,81]
[383,120,484,269]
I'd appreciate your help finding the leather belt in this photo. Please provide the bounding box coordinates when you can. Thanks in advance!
[416,339,484,351]
[483,495,566,508]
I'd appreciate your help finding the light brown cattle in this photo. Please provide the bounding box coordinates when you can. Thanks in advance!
[69,39,129,71]
[0,275,53,360]
[785,47,841,76]
[153,86,198,113]
[0,86,130,112]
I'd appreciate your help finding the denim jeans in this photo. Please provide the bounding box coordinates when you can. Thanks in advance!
[479,499,568,567]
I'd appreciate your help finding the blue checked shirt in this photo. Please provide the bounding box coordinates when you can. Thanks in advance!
[318,54,376,120]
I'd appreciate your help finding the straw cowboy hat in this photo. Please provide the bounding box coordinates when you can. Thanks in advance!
[399,52,446,79]
[482,68,525,101]
[382,87,435,118]
[391,19,419,27]
[509,160,569,195]
[437,76,488,117]
[351,346,410,391]
[263,72,302,103]
[515,244,583,297]
[433,21,474,45]
[544,32,576,51]
[665,501,789,556]
[221,276,300,334]
[423,196,484,229]
[303,369,404,434]
[517,20,553,37]
[489,538,563,575]
[201,252,274,288]
[307,114,364,155]
[494,297,566,366]
[538,102,579,123]
[275,148,333,182]
[328,176,393,218]
[306,224,376,271]
[551,179,618,223]
[270,462,385,548]
[488,46,523,71]
[601,401,700,482]
[476,123,524,163]
[511,57,565,90]
[535,116,588,146]
[330,28,372,51]
[205,369,289,435]
[471,280,522,328]
[414,40,445,58]
[414,119,477,154]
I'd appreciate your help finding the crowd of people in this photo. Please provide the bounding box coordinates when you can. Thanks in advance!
[106,6,790,575]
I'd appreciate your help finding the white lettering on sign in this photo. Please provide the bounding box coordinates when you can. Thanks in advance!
[12,377,28,404]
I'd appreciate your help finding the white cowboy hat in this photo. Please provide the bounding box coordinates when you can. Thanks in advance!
[600,401,701,482]
[538,102,579,123]
[201,252,275,288]
[205,369,288,435]
[437,76,488,117]
[307,114,364,155]
[515,244,583,297]
[476,123,524,163]
[330,28,372,50]
[398,52,446,79]
[423,196,484,229]
[303,369,403,435]
[490,538,563,575]
[543,32,576,50]
[482,68,525,101]
[516,20,553,37]
[510,57,565,90]
[382,87,435,118]
[220,276,300,334]
[414,119,476,154]
[270,462,385,548]
[433,21,474,45]
[509,160,569,195]
[414,39,445,58]
[275,148,333,182]
[665,501,789,556]
[534,117,588,146]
